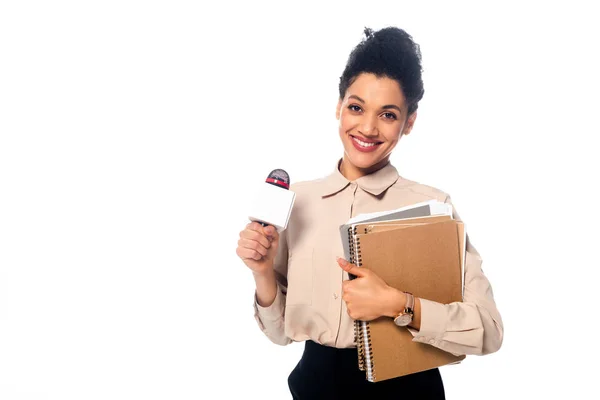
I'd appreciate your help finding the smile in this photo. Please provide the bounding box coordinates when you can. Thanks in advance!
[350,135,382,153]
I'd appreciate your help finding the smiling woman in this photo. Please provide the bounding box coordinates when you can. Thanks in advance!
[336,74,417,180]
[236,26,503,399]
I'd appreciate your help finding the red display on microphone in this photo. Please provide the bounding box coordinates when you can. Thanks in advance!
[265,177,289,189]
[265,169,290,190]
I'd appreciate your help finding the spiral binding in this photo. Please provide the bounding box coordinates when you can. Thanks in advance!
[348,227,365,371]
[361,319,375,382]
[348,226,375,381]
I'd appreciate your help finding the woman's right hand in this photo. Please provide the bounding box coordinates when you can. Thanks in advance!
[236,222,280,276]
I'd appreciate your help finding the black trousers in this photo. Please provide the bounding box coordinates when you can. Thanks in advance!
[288,340,445,400]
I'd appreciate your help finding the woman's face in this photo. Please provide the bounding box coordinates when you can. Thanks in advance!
[336,72,416,178]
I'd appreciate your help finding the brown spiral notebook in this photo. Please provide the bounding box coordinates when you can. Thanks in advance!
[347,218,466,382]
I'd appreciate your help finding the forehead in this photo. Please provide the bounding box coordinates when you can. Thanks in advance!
[346,73,406,106]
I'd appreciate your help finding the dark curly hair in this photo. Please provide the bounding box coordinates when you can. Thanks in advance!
[338,27,425,116]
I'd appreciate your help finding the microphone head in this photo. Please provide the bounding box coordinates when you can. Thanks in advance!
[265,169,290,190]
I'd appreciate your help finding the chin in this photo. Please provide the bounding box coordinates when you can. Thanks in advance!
[347,151,385,170]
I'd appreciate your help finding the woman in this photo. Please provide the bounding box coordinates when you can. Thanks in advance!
[236,27,503,399]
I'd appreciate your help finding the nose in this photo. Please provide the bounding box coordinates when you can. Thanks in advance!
[358,114,378,137]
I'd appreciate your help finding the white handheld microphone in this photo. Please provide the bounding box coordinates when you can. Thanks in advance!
[248,169,295,232]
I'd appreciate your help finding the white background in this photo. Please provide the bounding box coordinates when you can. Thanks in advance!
[1,1,599,399]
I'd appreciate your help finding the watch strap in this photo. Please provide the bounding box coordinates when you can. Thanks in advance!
[405,292,414,314]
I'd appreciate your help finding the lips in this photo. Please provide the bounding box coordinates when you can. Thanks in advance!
[350,135,382,153]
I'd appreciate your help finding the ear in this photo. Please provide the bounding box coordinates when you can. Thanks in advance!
[336,99,343,120]
[402,111,418,136]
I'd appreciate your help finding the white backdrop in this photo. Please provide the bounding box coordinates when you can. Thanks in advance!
[1,1,599,399]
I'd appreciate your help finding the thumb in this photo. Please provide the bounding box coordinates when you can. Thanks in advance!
[263,225,278,241]
[336,257,366,277]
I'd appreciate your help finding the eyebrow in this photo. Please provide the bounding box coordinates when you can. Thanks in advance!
[348,95,402,114]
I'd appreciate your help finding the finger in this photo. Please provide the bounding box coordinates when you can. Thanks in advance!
[247,221,266,233]
[236,246,264,261]
[347,308,358,320]
[336,257,366,277]
[342,280,350,293]
[342,291,350,303]
[238,238,268,257]
[240,229,271,249]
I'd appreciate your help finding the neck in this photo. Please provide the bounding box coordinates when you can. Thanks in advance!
[339,155,390,181]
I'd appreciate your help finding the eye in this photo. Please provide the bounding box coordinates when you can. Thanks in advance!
[382,112,397,120]
[348,104,362,113]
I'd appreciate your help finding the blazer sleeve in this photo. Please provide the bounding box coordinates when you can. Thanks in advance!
[252,228,292,346]
[407,195,504,356]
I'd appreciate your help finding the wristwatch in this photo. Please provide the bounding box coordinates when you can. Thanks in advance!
[393,292,414,327]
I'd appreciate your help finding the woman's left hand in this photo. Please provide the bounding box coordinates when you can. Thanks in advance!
[337,257,401,321]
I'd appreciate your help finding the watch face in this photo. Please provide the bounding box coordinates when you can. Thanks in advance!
[394,314,412,327]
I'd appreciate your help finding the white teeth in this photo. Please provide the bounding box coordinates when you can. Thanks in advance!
[353,137,378,147]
